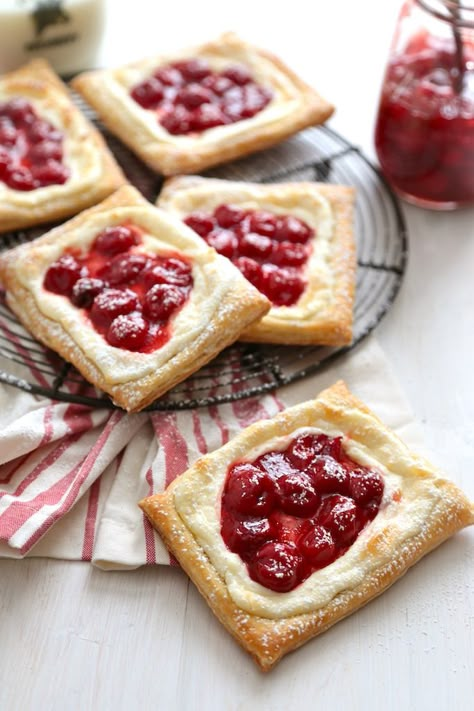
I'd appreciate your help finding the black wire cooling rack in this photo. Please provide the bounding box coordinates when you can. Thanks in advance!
[0,103,408,411]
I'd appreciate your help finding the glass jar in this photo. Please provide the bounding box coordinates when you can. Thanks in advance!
[0,0,106,75]
[374,0,474,209]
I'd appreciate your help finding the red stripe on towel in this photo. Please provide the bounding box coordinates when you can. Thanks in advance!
[81,476,101,561]
[152,412,189,488]
[208,403,230,446]
[192,410,208,455]
[151,412,189,565]
[143,465,157,564]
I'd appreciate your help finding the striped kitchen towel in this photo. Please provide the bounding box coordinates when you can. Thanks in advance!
[0,335,425,567]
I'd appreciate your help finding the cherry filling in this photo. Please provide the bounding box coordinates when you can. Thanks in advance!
[185,204,314,306]
[375,35,474,206]
[0,98,70,191]
[220,433,385,593]
[42,224,193,352]
[130,57,273,135]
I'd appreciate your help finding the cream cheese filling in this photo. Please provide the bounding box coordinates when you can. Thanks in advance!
[18,205,233,384]
[0,89,104,206]
[161,183,335,321]
[173,424,440,619]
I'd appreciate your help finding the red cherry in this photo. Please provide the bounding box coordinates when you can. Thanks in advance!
[0,120,18,147]
[202,74,234,96]
[214,204,247,228]
[106,313,149,351]
[320,435,344,460]
[221,514,278,558]
[271,241,310,267]
[275,513,309,545]
[256,451,295,479]
[286,433,329,468]
[94,225,140,256]
[205,228,238,258]
[349,469,384,506]
[160,105,192,135]
[248,541,303,592]
[154,66,184,87]
[231,216,252,239]
[224,463,276,517]
[286,434,343,466]
[310,456,350,494]
[173,58,211,82]
[275,472,321,517]
[240,84,272,118]
[184,212,215,237]
[90,288,139,328]
[143,257,193,288]
[102,253,149,286]
[0,148,9,177]
[275,216,314,243]
[27,119,61,144]
[71,277,107,308]
[239,232,273,260]
[2,98,35,125]
[143,283,187,321]
[261,265,306,306]
[248,210,278,237]
[131,78,164,109]
[317,495,364,546]
[44,255,85,295]
[28,140,63,164]
[4,165,36,191]
[233,256,263,290]
[30,160,69,186]
[222,97,245,122]
[176,83,213,109]
[298,524,336,566]
[221,64,252,86]
[190,103,227,131]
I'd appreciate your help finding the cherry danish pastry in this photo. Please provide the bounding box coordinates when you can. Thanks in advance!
[0,59,125,233]
[72,33,334,176]
[158,176,356,345]
[0,186,270,412]
[140,381,474,670]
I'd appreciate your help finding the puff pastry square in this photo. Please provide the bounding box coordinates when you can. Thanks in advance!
[0,185,270,412]
[157,176,356,345]
[140,381,474,671]
[0,59,126,234]
[71,33,334,176]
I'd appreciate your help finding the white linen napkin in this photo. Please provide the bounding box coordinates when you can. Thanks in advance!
[0,335,426,567]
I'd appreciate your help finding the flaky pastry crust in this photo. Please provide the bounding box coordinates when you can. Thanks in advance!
[0,59,126,233]
[0,185,270,412]
[72,32,334,176]
[140,381,474,671]
[157,176,356,345]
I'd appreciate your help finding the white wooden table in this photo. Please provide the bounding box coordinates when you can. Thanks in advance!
[1,2,473,708]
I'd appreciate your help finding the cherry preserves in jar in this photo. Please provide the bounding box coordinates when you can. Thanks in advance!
[375,0,474,209]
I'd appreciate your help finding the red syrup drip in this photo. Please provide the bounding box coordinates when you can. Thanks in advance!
[130,57,273,135]
[185,204,315,306]
[220,432,384,593]
[0,98,70,191]
[43,224,194,352]
[375,34,474,207]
